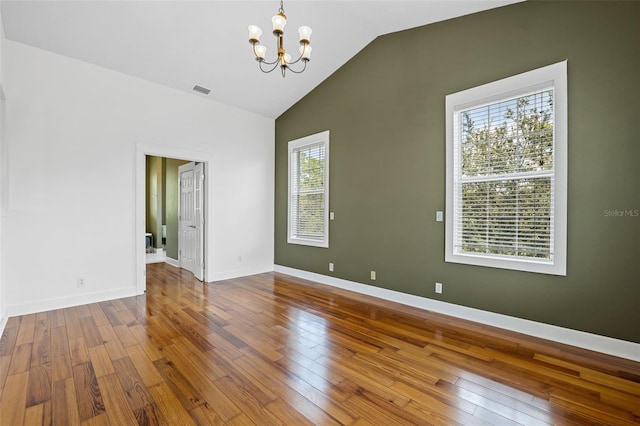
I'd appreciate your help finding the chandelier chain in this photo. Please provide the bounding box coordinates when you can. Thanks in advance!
[279,0,285,15]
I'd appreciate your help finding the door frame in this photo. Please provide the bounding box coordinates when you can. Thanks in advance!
[135,143,214,294]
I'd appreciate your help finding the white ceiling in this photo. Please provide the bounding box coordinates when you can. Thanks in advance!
[1,0,522,118]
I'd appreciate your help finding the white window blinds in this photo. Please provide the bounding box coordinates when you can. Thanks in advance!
[454,89,555,260]
[288,131,330,247]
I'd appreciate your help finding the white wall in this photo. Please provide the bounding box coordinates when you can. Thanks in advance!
[0,11,6,332]
[3,40,274,316]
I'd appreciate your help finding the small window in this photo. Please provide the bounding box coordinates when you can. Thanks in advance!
[288,131,330,248]
[446,62,567,275]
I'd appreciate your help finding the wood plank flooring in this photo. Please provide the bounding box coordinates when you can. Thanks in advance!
[0,262,639,425]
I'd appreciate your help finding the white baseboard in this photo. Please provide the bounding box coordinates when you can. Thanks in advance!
[6,287,138,318]
[157,260,272,282]
[209,264,274,283]
[165,257,179,267]
[274,265,640,362]
[0,312,7,342]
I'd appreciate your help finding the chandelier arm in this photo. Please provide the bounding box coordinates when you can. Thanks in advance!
[259,60,281,74]
[260,57,280,66]
[285,60,307,74]
[252,43,279,66]
[287,42,309,66]
[286,53,304,66]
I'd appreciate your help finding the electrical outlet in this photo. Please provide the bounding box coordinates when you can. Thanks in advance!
[329,262,334,272]
[77,278,86,288]
[370,271,376,280]
[435,282,442,294]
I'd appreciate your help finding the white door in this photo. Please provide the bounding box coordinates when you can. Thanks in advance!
[178,162,205,280]
[193,162,204,280]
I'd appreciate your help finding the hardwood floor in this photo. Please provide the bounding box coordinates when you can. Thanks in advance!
[1,263,638,425]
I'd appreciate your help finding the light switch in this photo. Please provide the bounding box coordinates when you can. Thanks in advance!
[330,211,335,220]
[436,211,443,222]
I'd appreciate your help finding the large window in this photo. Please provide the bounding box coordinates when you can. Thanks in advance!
[288,131,330,247]
[446,62,567,275]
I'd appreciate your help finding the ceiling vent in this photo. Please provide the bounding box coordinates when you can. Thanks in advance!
[192,84,211,96]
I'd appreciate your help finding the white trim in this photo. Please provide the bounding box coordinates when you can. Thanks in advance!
[5,287,137,318]
[287,130,330,248]
[274,265,640,362]
[445,61,568,276]
[165,257,180,268]
[0,314,7,342]
[210,264,273,282]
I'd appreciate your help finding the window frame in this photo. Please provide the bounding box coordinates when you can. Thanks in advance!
[445,61,567,275]
[287,130,330,248]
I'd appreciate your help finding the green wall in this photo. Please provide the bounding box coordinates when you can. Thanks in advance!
[146,155,164,249]
[146,156,189,258]
[275,1,640,343]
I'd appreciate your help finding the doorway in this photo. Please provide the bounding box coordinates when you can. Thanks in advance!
[144,156,190,266]
[136,143,214,294]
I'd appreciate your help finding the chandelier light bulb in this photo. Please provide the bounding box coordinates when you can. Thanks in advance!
[254,44,267,60]
[248,25,263,43]
[298,26,312,44]
[272,13,287,33]
[300,45,312,60]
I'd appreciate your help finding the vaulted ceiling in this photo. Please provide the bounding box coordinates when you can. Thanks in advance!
[1,1,522,118]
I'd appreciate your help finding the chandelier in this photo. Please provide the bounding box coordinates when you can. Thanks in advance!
[248,0,312,77]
